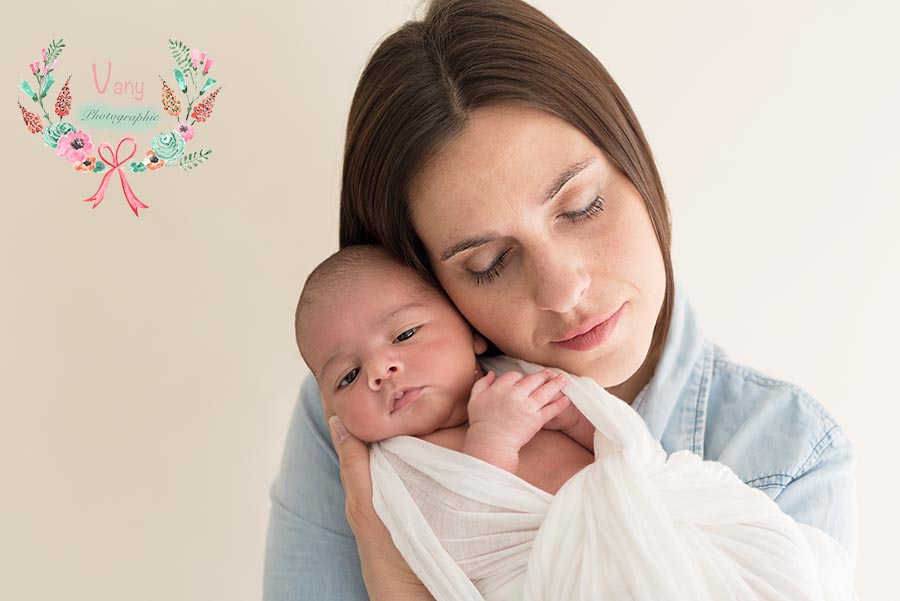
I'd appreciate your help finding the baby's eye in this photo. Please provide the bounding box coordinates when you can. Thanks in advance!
[395,327,418,342]
[339,367,359,388]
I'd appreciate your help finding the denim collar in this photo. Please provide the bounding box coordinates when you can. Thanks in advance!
[631,282,709,445]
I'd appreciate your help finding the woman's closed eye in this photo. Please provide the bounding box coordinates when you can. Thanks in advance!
[559,195,604,223]
[469,248,511,286]
[467,195,605,286]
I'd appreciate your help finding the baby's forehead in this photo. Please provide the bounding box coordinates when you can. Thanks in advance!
[304,279,445,374]
[301,262,443,340]
[296,248,451,369]
[317,258,431,305]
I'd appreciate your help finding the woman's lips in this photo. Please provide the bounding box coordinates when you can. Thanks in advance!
[553,304,624,352]
[390,387,423,413]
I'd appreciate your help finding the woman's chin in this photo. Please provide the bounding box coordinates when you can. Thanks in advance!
[496,331,650,389]
[581,360,638,389]
[551,341,650,391]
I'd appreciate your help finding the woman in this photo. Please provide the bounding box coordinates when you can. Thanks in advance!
[265,1,856,599]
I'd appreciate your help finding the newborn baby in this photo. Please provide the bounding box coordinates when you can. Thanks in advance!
[294,244,593,475]
[294,246,850,601]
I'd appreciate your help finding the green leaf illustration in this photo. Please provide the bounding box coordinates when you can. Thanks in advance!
[178,149,213,170]
[40,74,55,99]
[173,68,188,93]
[19,80,38,102]
[199,77,217,95]
[168,39,195,74]
[46,39,66,64]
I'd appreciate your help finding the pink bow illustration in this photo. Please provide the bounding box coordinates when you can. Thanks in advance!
[83,137,150,217]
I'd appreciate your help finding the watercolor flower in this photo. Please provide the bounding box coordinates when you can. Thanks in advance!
[190,87,221,123]
[55,76,72,118]
[56,130,93,163]
[151,131,185,162]
[190,48,203,69]
[18,101,43,133]
[130,162,146,173]
[174,121,195,141]
[190,48,214,74]
[93,161,106,173]
[160,78,182,116]
[144,150,165,171]
[43,121,77,148]
[75,156,98,172]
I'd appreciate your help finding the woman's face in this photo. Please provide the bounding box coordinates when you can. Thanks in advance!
[409,104,666,389]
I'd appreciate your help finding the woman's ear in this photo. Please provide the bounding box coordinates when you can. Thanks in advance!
[473,332,488,355]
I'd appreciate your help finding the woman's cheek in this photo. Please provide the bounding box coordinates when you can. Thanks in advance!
[438,269,529,352]
[474,290,529,352]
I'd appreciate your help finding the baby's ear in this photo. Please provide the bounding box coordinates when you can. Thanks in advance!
[473,332,488,355]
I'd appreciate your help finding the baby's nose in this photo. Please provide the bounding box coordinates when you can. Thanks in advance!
[370,364,399,388]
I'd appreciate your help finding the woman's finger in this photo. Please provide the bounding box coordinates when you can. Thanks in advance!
[327,415,378,531]
[324,412,433,599]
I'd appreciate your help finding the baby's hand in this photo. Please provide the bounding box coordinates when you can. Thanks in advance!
[543,402,596,453]
[463,369,571,472]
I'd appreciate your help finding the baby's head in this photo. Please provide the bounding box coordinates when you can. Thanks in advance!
[296,245,487,442]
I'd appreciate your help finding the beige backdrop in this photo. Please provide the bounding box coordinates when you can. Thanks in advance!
[2,1,897,599]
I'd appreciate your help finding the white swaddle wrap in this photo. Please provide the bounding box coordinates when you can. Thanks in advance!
[370,355,856,601]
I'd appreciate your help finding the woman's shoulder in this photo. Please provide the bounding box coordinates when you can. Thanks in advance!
[701,344,853,494]
[707,344,841,434]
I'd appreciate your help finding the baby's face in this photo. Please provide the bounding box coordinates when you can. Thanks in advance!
[304,263,486,442]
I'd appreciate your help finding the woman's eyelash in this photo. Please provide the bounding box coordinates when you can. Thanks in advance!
[560,195,604,222]
[470,248,511,286]
[467,196,604,286]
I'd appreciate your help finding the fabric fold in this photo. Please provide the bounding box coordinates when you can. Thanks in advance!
[370,355,856,601]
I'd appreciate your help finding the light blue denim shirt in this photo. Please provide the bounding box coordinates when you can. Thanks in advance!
[263,287,857,600]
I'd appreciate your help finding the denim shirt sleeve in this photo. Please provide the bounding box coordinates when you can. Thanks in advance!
[702,357,858,568]
[263,373,368,601]
[772,425,858,567]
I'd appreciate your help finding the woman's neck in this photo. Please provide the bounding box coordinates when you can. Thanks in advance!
[606,349,659,404]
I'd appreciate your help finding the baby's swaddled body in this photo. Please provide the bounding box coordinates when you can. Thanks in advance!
[377,431,552,600]
[371,356,855,601]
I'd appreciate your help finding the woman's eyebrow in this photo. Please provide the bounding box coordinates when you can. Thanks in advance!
[441,234,498,262]
[440,158,597,262]
[541,158,596,205]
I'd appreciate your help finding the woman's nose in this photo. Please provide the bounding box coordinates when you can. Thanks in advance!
[531,250,591,314]
[368,361,401,390]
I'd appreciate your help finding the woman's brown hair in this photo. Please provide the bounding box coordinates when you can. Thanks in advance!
[340,0,674,367]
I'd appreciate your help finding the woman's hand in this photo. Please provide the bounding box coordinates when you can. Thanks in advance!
[323,401,434,601]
